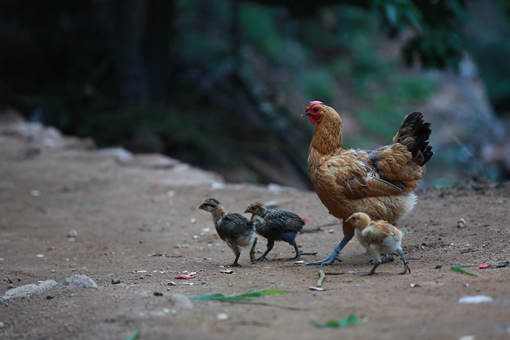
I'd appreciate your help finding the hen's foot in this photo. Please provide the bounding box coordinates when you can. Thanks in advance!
[307,255,342,266]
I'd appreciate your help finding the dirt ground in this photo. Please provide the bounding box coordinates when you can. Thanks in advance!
[1,132,510,340]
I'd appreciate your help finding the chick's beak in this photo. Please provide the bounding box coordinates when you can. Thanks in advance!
[198,204,205,210]
[244,208,250,213]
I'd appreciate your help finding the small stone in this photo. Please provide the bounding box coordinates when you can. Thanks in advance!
[36,254,44,258]
[457,218,466,228]
[1,280,58,300]
[434,264,442,269]
[217,313,229,320]
[410,283,420,288]
[328,229,335,233]
[167,294,193,309]
[64,274,98,289]
[153,291,163,297]
[46,295,54,300]
[31,190,40,197]
[111,279,121,285]
[458,295,493,304]
[190,217,197,224]
[0,321,4,328]
[67,229,78,238]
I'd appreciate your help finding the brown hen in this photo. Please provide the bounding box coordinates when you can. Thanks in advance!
[305,101,433,265]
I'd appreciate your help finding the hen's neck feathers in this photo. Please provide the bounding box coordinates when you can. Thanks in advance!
[310,106,343,155]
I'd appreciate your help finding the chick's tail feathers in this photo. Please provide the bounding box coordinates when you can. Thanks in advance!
[393,112,433,166]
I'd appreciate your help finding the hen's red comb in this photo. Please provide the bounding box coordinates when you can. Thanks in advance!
[306,100,323,111]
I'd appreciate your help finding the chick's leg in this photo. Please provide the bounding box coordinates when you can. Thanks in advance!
[370,253,394,264]
[249,236,257,264]
[398,248,411,274]
[290,240,317,259]
[362,247,381,276]
[256,240,274,262]
[307,233,353,265]
[229,245,241,267]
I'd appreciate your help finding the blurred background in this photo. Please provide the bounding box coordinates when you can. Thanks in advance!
[1,0,510,189]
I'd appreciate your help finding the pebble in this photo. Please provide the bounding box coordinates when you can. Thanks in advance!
[217,313,229,320]
[64,274,98,289]
[0,321,4,328]
[36,254,45,258]
[31,189,40,197]
[67,229,78,238]
[457,218,466,228]
[1,280,58,300]
[458,295,493,304]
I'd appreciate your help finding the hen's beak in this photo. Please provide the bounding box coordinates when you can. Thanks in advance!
[302,111,310,118]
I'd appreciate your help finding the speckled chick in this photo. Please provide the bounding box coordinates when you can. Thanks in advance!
[199,198,257,267]
[346,212,410,275]
[245,202,315,261]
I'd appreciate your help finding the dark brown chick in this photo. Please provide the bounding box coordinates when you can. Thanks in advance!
[199,198,257,267]
[245,202,315,261]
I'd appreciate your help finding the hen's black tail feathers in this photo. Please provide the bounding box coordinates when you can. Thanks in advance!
[393,112,433,166]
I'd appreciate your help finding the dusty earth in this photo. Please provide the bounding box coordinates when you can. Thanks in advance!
[1,128,510,340]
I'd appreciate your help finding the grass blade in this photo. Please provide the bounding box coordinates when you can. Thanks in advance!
[450,265,478,277]
[189,289,290,302]
[311,314,366,329]
[124,331,140,340]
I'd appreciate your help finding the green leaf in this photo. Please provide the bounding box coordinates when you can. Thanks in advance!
[189,289,290,302]
[124,331,140,340]
[311,314,366,329]
[450,265,478,277]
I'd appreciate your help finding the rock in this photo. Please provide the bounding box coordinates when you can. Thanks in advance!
[118,154,180,170]
[458,295,493,304]
[217,313,229,320]
[64,274,98,289]
[98,147,133,163]
[1,280,58,300]
[67,229,78,238]
[457,218,466,228]
[167,293,193,310]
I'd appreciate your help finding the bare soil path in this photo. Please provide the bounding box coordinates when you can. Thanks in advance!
[1,132,509,340]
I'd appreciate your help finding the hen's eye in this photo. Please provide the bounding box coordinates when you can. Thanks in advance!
[313,108,318,113]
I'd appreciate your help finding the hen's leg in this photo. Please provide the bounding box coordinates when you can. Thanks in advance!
[256,240,274,262]
[398,248,411,274]
[307,233,353,265]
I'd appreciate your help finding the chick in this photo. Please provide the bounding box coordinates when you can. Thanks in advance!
[199,198,257,267]
[245,202,315,261]
[346,212,410,275]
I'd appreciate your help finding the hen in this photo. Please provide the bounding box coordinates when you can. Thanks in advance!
[347,212,410,275]
[245,202,315,261]
[199,198,257,267]
[305,101,433,265]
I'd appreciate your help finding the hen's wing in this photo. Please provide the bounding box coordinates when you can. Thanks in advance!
[218,213,252,240]
[323,150,405,200]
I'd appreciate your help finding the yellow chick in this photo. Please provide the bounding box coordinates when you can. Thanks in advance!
[346,212,411,275]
